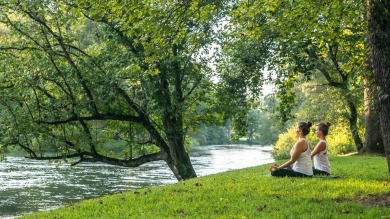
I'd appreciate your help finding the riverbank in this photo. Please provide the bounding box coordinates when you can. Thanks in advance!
[20,155,390,218]
[0,145,273,218]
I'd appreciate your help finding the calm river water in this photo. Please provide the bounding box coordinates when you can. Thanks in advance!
[0,145,273,218]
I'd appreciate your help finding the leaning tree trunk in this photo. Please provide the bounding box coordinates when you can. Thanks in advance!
[163,113,197,181]
[367,0,390,173]
[158,52,197,181]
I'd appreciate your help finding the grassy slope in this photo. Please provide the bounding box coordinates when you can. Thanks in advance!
[21,155,390,218]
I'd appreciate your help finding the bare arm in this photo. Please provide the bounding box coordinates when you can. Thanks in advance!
[271,139,306,171]
[311,141,326,159]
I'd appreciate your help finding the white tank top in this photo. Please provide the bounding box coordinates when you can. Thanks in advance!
[290,138,313,176]
[313,140,331,174]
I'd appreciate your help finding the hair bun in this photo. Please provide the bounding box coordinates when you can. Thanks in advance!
[307,121,313,128]
[326,122,331,127]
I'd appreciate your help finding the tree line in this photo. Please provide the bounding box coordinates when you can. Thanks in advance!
[0,0,389,180]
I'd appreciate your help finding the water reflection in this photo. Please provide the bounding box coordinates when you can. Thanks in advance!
[0,145,273,218]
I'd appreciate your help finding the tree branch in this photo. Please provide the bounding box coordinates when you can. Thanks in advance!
[76,151,167,167]
[37,113,143,125]
[22,8,100,115]
[328,43,348,82]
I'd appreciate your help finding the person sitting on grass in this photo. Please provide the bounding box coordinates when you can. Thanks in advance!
[311,122,331,176]
[270,121,313,177]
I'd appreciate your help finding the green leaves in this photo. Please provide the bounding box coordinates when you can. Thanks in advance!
[0,0,244,179]
[225,0,367,127]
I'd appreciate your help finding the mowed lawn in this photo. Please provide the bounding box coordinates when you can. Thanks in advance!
[21,155,390,218]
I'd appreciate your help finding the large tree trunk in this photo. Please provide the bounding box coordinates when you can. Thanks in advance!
[159,51,197,181]
[367,0,390,173]
[163,116,197,181]
[164,106,197,180]
[361,78,384,154]
[140,111,197,181]
[166,143,197,181]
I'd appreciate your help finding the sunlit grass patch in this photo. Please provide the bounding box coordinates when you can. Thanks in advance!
[21,155,390,218]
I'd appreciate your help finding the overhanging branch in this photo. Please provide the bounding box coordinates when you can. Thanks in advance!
[78,151,167,167]
[37,113,143,125]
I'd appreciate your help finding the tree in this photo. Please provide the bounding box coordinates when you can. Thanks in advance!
[367,0,390,172]
[0,0,250,181]
[228,0,369,151]
[246,108,284,145]
[188,124,230,146]
[361,71,383,154]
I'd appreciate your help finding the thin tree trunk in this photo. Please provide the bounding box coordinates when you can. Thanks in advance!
[367,0,390,173]
[319,45,365,153]
[346,99,364,151]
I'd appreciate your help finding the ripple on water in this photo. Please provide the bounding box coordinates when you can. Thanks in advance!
[0,145,273,218]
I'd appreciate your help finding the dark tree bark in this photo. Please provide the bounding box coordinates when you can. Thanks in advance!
[346,99,364,151]
[367,0,390,173]
[360,77,384,154]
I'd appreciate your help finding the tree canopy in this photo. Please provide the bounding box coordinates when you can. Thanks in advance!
[226,0,368,152]
[0,0,260,180]
[1,0,389,179]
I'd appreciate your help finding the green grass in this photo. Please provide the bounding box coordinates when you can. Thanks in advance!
[21,155,390,218]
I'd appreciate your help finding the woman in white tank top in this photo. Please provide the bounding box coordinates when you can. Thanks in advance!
[311,122,331,175]
[270,121,313,177]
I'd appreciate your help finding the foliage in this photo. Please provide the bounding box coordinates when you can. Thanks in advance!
[226,0,367,151]
[186,108,285,147]
[20,155,390,218]
[326,125,358,155]
[247,109,285,145]
[0,0,252,180]
[0,146,4,161]
[213,16,271,136]
[188,124,230,147]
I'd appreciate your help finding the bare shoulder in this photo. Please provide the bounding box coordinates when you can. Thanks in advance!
[315,140,326,151]
[294,139,307,152]
[296,138,307,146]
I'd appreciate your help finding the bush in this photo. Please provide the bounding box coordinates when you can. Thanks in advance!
[326,125,357,155]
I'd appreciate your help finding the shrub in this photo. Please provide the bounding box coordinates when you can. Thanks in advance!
[326,125,357,155]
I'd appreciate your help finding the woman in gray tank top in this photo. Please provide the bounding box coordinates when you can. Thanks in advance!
[270,121,314,177]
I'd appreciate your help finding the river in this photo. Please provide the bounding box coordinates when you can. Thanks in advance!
[0,145,273,218]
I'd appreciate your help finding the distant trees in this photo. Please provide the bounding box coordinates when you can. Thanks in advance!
[189,124,230,146]
[246,109,285,145]
[188,109,284,147]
